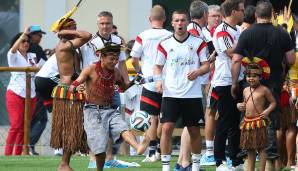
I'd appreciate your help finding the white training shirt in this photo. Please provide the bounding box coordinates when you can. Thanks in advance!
[7,49,36,98]
[81,33,126,69]
[212,22,243,87]
[155,34,208,98]
[187,22,210,85]
[36,54,59,78]
[130,28,172,92]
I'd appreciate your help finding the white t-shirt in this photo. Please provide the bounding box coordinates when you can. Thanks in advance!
[81,33,126,69]
[7,50,36,98]
[187,22,210,85]
[36,54,58,78]
[155,34,208,98]
[212,22,243,87]
[130,28,172,92]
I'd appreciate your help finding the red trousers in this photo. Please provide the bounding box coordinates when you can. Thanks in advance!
[5,90,36,155]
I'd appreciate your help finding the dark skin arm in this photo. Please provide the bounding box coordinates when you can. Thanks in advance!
[260,87,276,119]
[58,30,92,51]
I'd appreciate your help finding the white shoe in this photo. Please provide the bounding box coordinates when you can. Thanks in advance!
[155,152,161,160]
[142,155,158,162]
[216,163,230,171]
[230,164,244,171]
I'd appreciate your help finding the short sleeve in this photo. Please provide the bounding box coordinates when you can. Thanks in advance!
[7,49,17,66]
[280,29,294,53]
[155,43,167,66]
[234,31,249,56]
[130,35,143,58]
[216,31,233,53]
[197,41,208,63]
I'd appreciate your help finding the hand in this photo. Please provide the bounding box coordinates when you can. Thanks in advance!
[231,83,238,99]
[76,84,85,93]
[237,102,246,112]
[23,27,30,35]
[283,6,291,24]
[69,85,76,92]
[187,70,199,81]
[260,111,269,119]
[208,50,216,62]
[156,80,163,93]
[134,73,145,85]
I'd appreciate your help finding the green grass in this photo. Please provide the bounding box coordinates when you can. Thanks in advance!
[0,155,216,171]
[0,156,294,171]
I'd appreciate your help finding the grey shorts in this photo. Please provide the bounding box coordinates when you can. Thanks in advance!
[83,105,129,155]
[206,85,212,108]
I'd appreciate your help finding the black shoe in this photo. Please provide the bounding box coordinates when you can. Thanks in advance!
[29,147,39,155]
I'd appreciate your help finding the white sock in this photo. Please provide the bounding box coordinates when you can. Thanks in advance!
[192,153,202,171]
[161,155,171,171]
[206,140,214,156]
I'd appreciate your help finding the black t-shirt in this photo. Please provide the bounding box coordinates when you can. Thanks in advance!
[234,23,294,83]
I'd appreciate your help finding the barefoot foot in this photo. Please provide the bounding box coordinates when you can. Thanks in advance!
[57,163,73,171]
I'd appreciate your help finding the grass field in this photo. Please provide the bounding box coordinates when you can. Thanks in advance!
[0,155,294,171]
[0,155,216,171]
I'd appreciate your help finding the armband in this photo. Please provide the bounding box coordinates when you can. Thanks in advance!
[71,80,80,87]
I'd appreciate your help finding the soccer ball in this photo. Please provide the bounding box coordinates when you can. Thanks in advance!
[130,110,151,132]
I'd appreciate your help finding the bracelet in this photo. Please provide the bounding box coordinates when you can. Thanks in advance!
[71,80,80,87]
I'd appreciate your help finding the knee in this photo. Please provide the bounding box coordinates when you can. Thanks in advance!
[161,124,173,137]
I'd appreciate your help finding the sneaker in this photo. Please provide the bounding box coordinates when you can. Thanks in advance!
[180,163,192,171]
[173,163,181,171]
[225,157,232,167]
[200,153,216,166]
[216,163,230,171]
[142,155,158,162]
[155,152,161,160]
[230,164,244,171]
[104,159,129,168]
[29,148,39,156]
[88,160,96,169]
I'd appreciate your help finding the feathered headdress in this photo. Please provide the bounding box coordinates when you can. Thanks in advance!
[50,0,83,32]
[242,57,270,79]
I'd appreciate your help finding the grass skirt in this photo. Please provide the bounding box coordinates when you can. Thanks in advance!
[50,85,88,153]
[240,116,268,151]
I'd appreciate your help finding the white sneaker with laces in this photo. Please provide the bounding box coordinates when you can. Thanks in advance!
[142,155,158,162]
[216,163,230,171]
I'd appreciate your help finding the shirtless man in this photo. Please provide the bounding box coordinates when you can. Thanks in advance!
[69,43,149,171]
[50,18,92,171]
[237,61,276,171]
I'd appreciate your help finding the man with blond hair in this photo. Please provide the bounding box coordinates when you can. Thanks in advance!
[131,4,172,163]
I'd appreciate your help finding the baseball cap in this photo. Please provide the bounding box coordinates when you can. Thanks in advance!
[29,25,46,34]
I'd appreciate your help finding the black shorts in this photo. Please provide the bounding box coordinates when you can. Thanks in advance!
[209,87,218,111]
[160,97,204,127]
[35,76,58,112]
[140,87,162,116]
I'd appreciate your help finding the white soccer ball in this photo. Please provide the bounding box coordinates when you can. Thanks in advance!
[130,110,151,132]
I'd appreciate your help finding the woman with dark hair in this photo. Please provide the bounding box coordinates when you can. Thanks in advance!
[4,27,37,155]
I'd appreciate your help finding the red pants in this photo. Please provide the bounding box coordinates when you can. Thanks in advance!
[5,90,36,155]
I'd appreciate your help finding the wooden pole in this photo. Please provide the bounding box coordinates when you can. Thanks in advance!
[23,73,31,155]
[0,67,39,155]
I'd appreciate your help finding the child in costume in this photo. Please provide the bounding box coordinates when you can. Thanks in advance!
[237,58,276,171]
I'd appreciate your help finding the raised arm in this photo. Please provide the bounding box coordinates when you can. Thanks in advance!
[260,87,276,118]
[11,27,30,53]
[58,30,92,49]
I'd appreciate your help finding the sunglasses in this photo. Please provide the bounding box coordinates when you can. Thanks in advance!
[22,39,29,43]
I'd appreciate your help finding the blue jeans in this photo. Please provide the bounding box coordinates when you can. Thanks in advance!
[30,96,48,148]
